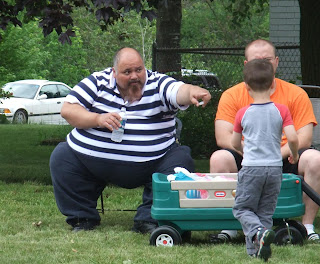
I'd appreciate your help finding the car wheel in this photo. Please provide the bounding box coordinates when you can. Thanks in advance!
[13,110,28,124]
[150,226,182,247]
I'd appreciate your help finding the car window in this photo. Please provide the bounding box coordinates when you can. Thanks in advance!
[3,83,39,99]
[39,85,58,99]
[57,84,71,98]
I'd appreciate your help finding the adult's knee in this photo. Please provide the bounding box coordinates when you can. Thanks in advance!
[49,143,75,182]
[210,150,237,173]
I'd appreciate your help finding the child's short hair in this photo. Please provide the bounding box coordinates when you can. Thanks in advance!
[243,59,274,91]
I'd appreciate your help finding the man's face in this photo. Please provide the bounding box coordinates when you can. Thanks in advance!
[245,43,279,73]
[113,50,146,102]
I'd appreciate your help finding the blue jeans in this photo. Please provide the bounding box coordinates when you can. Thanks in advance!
[50,142,194,226]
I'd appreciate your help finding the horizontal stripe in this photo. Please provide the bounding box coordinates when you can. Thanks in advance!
[65,68,185,161]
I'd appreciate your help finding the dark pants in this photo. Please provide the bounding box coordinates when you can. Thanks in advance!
[50,142,194,226]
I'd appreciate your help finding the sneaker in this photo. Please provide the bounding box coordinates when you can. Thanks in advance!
[254,228,275,262]
[131,221,158,234]
[307,232,320,242]
[209,232,231,244]
[71,219,100,232]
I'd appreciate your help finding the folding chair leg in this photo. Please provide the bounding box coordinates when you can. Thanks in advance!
[100,193,105,214]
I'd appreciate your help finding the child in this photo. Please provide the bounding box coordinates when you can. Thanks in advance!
[231,59,299,261]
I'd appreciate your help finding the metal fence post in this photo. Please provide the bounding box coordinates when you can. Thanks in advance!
[152,42,157,72]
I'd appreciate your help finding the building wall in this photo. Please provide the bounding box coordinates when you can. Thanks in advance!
[269,0,301,83]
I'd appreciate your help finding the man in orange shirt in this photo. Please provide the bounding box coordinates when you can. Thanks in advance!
[210,39,320,248]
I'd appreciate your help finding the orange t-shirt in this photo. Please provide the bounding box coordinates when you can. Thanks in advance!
[215,78,317,146]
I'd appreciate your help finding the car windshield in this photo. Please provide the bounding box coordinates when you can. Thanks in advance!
[2,83,40,99]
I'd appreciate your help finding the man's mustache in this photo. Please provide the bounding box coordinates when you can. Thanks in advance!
[129,80,141,84]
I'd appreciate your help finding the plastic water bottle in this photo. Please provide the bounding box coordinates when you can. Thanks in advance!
[111,107,126,142]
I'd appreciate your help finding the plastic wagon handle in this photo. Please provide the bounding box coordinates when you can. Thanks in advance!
[297,175,320,206]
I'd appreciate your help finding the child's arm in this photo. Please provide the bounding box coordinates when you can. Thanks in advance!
[231,131,243,154]
[284,124,299,164]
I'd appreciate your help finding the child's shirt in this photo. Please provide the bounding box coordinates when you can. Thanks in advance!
[233,102,294,166]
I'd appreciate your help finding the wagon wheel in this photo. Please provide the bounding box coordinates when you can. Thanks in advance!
[274,225,304,246]
[150,225,182,247]
[287,220,308,240]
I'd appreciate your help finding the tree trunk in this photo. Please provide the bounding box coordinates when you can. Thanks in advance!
[299,0,320,85]
[155,0,181,73]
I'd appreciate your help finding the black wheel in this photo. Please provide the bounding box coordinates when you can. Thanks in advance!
[287,220,308,240]
[150,225,182,247]
[181,230,192,242]
[13,110,28,124]
[274,225,304,246]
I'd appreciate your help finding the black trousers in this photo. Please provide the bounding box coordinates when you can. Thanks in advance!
[50,142,194,226]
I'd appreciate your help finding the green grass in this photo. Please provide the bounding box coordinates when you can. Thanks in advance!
[1,124,319,263]
[1,182,319,264]
[0,124,209,184]
[0,124,72,184]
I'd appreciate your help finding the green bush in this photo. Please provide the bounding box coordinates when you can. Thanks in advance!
[0,114,9,124]
[178,89,221,159]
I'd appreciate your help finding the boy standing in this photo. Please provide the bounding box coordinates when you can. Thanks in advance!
[231,59,299,261]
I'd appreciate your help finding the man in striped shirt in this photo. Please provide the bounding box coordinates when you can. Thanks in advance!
[50,47,211,233]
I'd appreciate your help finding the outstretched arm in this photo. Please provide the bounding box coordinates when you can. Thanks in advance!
[176,84,211,107]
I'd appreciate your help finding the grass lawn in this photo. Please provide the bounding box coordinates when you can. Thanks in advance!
[0,124,319,263]
[1,182,319,264]
[0,124,209,184]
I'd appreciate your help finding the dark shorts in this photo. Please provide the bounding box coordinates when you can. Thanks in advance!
[225,148,311,174]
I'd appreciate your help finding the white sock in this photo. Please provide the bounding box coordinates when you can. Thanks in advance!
[222,230,238,238]
[304,224,315,235]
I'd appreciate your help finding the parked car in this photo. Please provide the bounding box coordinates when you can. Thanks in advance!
[170,69,221,92]
[0,79,72,124]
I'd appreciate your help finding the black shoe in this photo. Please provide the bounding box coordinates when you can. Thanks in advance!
[131,221,158,234]
[71,219,100,232]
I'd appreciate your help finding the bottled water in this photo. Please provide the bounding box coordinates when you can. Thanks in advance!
[111,107,127,142]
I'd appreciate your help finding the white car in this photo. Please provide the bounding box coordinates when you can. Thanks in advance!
[0,79,72,124]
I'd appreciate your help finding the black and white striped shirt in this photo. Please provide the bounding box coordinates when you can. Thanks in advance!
[65,68,187,162]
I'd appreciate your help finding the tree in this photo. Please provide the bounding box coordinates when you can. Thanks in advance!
[155,0,182,72]
[71,7,156,72]
[0,0,159,44]
[3,1,319,85]
[299,0,320,85]
[0,0,179,72]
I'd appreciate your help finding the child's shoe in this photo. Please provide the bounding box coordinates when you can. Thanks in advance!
[254,228,275,261]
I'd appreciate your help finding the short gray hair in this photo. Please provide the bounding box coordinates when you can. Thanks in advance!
[113,47,143,72]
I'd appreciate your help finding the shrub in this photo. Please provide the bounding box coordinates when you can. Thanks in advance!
[178,89,221,159]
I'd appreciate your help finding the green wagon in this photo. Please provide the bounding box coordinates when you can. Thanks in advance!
[150,172,307,247]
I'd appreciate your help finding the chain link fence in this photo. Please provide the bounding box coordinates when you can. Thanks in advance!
[152,43,302,91]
